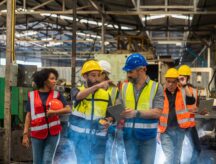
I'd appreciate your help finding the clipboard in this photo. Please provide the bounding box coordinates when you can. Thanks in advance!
[107,104,125,122]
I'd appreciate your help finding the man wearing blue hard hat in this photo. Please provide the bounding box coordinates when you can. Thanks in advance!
[119,53,164,164]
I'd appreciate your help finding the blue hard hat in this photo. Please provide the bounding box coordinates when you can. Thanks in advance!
[122,53,148,71]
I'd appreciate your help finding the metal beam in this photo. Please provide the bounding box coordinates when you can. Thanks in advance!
[14,39,116,43]
[0,0,6,6]
[71,0,77,87]
[152,40,203,44]
[191,45,207,65]
[31,0,55,10]
[139,6,195,9]
[3,0,15,163]
[101,14,105,53]
[1,10,216,15]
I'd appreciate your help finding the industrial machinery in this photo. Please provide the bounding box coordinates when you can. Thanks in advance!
[190,67,216,149]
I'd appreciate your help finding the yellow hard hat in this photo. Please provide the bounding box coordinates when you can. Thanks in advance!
[81,60,102,75]
[165,68,179,78]
[178,65,191,76]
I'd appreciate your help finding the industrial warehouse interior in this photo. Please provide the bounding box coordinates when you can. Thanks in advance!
[1,0,216,163]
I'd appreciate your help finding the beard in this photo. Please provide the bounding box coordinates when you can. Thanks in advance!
[87,80,100,87]
[128,77,138,84]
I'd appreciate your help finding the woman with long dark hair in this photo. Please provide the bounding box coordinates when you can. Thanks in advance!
[22,68,71,164]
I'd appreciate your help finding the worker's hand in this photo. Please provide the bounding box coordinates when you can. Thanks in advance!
[178,76,187,86]
[22,134,30,148]
[198,108,208,115]
[47,109,57,117]
[99,118,112,129]
[117,119,125,129]
[157,133,161,144]
[96,80,112,90]
[120,109,136,119]
[188,106,197,113]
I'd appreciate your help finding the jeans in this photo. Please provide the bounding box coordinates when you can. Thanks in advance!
[124,137,157,164]
[31,134,60,164]
[105,129,127,164]
[161,127,186,164]
[72,133,107,164]
[185,127,201,164]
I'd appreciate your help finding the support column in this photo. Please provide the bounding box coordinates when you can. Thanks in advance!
[207,47,211,67]
[101,15,105,54]
[71,0,77,87]
[4,0,15,163]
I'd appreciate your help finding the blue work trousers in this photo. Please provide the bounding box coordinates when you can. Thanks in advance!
[161,127,186,164]
[124,137,157,164]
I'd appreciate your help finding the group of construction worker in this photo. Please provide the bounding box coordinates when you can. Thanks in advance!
[22,53,201,164]
[69,53,201,164]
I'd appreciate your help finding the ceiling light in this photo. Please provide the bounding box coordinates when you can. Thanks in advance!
[41,38,53,41]
[40,14,134,30]
[157,41,182,46]
[15,31,37,37]
[142,15,166,21]
[171,14,192,20]
[142,14,193,21]
[46,42,63,47]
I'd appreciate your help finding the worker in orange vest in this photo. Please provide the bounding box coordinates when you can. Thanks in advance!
[158,68,196,164]
[22,68,71,164]
[178,65,201,164]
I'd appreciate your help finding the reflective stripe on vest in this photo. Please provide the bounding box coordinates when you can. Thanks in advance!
[108,86,118,105]
[159,88,191,133]
[122,80,158,130]
[72,110,101,120]
[31,120,60,131]
[30,90,58,120]
[124,122,158,129]
[29,90,62,139]
[70,86,109,136]
[122,80,158,111]
[69,124,107,137]
[181,86,197,127]
[72,86,109,118]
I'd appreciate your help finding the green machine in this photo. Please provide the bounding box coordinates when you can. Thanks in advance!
[0,77,32,127]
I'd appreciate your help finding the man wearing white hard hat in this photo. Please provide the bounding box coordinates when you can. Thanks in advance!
[99,60,119,105]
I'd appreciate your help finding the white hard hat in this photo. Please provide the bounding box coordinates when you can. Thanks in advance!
[98,60,111,74]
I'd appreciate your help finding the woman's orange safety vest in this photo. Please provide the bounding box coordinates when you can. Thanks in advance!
[158,88,191,133]
[181,86,197,127]
[29,90,62,139]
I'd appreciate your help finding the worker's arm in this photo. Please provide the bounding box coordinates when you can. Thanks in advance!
[47,105,71,116]
[76,80,111,100]
[22,112,31,148]
[121,108,162,119]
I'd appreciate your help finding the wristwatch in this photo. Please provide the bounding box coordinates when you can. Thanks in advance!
[136,110,141,118]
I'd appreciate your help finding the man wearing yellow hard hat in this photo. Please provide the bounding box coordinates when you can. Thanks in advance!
[158,68,196,164]
[178,65,201,164]
[69,60,113,164]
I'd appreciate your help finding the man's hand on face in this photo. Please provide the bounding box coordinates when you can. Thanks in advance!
[178,76,187,86]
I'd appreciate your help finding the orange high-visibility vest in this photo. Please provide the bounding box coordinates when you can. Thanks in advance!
[181,86,197,127]
[158,88,191,133]
[29,90,62,139]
